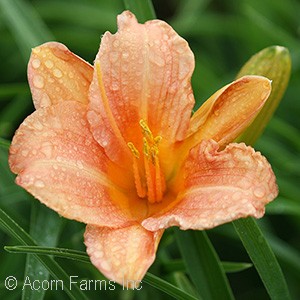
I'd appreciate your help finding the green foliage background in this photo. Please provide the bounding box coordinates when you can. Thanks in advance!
[0,0,299,299]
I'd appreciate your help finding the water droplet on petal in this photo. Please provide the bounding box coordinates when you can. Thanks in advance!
[94,251,104,259]
[45,60,54,69]
[33,75,45,89]
[100,260,111,272]
[53,68,63,78]
[33,120,44,130]
[150,55,165,67]
[160,45,168,53]
[76,160,84,169]
[122,52,129,59]
[21,150,29,157]
[41,142,53,159]
[40,94,51,107]
[34,180,45,188]
[109,52,119,63]
[32,59,41,69]
[33,47,41,54]
[113,40,120,48]
[111,82,119,91]
[254,186,266,198]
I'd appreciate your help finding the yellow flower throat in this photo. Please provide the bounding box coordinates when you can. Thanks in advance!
[128,120,166,204]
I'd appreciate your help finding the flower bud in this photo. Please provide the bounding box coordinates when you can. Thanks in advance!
[236,46,291,145]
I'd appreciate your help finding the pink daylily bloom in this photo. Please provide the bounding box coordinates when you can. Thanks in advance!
[9,11,278,285]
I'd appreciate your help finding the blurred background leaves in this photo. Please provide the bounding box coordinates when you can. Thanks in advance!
[0,0,299,299]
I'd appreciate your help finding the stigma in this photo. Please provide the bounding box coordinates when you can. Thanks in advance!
[128,120,166,203]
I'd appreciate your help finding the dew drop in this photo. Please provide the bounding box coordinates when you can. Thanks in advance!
[41,142,53,158]
[45,60,54,69]
[33,120,44,130]
[160,45,168,53]
[33,75,45,89]
[34,180,45,188]
[254,186,266,198]
[21,150,29,157]
[109,52,119,63]
[53,68,63,78]
[111,82,119,91]
[40,94,51,107]
[122,52,129,59]
[100,260,111,272]
[85,138,92,146]
[113,40,120,48]
[76,160,84,169]
[94,251,104,259]
[33,47,41,54]
[150,55,165,67]
[32,59,41,69]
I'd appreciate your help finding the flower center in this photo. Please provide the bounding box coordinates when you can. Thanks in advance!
[127,120,166,203]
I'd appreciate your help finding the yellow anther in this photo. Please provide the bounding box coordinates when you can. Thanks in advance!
[139,119,153,141]
[154,136,162,145]
[143,137,150,156]
[128,119,166,203]
[127,142,140,158]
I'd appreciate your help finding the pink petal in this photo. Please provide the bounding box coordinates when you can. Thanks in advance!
[88,11,195,164]
[28,42,93,109]
[143,140,278,231]
[9,101,145,227]
[84,224,163,286]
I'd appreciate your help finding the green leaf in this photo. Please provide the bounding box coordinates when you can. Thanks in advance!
[221,262,252,273]
[163,259,252,274]
[0,0,54,61]
[5,245,91,264]
[175,229,234,300]
[0,207,88,300]
[0,94,32,138]
[171,272,199,298]
[144,273,199,300]
[0,138,10,150]
[266,196,300,217]
[233,218,291,300]
[0,83,29,98]
[23,203,62,300]
[122,0,156,22]
[5,245,199,300]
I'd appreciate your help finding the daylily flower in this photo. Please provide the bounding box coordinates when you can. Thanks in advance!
[9,11,278,286]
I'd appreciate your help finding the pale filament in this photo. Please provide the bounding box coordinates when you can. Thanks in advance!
[128,120,166,203]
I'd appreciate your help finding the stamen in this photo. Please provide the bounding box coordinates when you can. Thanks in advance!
[154,155,165,201]
[128,142,140,158]
[127,142,146,198]
[128,119,166,203]
[139,119,153,141]
[144,154,156,203]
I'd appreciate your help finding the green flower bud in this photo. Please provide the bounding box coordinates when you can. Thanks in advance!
[236,46,291,145]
